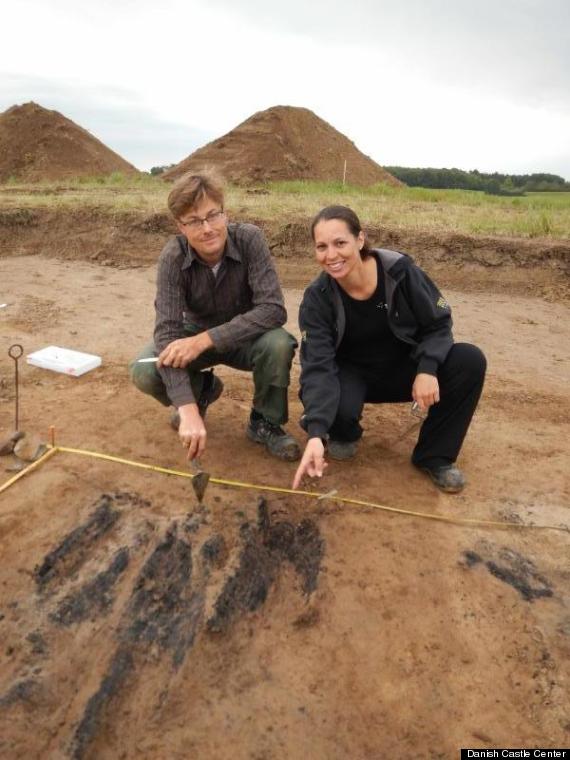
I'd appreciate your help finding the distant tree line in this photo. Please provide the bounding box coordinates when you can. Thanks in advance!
[149,165,175,176]
[384,167,570,195]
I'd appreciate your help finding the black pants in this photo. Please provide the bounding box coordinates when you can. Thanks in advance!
[328,343,486,467]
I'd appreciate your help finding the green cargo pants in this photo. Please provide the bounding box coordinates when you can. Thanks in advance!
[129,327,298,426]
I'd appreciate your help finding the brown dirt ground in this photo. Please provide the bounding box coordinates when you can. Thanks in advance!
[0,217,569,759]
[0,103,138,183]
[163,105,403,187]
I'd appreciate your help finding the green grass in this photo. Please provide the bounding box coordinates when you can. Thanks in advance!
[247,182,570,239]
[1,177,569,239]
[0,173,165,212]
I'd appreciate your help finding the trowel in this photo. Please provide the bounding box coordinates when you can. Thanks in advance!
[190,459,210,504]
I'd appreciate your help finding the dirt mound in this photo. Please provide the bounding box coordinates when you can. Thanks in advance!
[0,102,139,182]
[163,105,403,187]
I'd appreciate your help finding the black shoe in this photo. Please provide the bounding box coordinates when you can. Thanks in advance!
[327,439,358,460]
[246,414,301,461]
[170,371,224,430]
[197,370,224,417]
[417,463,465,493]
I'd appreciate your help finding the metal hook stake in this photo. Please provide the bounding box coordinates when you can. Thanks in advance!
[8,344,24,432]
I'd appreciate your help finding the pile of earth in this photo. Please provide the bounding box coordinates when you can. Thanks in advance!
[163,105,402,187]
[0,102,138,182]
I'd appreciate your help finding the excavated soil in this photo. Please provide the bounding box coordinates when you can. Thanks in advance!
[0,206,568,299]
[0,214,569,758]
[0,103,138,183]
[163,105,403,187]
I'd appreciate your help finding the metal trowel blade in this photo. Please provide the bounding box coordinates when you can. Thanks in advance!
[192,470,210,504]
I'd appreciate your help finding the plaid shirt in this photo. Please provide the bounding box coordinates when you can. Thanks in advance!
[154,222,287,407]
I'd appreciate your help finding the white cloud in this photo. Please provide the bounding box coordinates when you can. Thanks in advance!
[204,0,570,111]
[1,0,568,178]
[0,75,213,170]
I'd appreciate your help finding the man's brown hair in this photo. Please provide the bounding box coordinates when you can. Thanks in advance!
[167,169,225,219]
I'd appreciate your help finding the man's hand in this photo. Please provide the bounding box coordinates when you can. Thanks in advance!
[412,372,440,413]
[178,403,207,460]
[292,437,327,490]
[158,332,214,369]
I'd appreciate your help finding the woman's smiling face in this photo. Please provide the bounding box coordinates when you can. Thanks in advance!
[313,218,365,280]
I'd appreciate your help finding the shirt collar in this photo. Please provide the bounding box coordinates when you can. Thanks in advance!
[180,224,242,270]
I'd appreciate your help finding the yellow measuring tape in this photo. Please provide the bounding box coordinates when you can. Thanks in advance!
[0,444,567,534]
[0,446,59,495]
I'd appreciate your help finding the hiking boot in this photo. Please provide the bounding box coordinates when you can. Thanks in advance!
[327,439,358,461]
[246,414,301,461]
[417,463,465,493]
[169,371,224,430]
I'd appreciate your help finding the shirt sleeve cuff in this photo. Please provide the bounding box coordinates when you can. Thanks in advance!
[207,325,230,352]
[167,388,197,408]
[417,357,439,376]
[307,423,328,439]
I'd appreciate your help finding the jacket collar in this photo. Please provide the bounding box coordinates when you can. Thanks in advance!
[315,248,409,348]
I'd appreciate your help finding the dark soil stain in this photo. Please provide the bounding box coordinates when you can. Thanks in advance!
[13,493,324,759]
[201,535,228,569]
[287,519,324,594]
[463,547,553,601]
[34,497,120,589]
[258,499,324,594]
[0,678,45,712]
[34,492,148,590]
[71,648,134,760]
[123,525,204,665]
[50,548,130,626]
[71,525,205,759]
[208,527,276,634]
[293,606,321,629]
[463,550,482,568]
[25,631,48,656]
[0,678,40,708]
[207,498,324,633]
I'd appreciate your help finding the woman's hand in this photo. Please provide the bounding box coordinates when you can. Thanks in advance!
[292,437,327,490]
[178,404,207,460]
[412,373,440,413]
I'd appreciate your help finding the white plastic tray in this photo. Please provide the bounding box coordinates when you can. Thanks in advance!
[26,346,102,377]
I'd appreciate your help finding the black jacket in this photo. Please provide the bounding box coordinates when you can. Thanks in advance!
[299,248,454,438]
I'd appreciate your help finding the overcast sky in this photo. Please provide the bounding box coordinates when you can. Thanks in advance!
[1,0,569,178]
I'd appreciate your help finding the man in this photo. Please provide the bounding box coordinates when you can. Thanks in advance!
[130,170,300,462]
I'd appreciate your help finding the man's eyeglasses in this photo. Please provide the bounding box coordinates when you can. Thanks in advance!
[179,210,225,230]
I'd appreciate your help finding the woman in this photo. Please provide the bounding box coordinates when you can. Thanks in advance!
[292,205,486,493]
